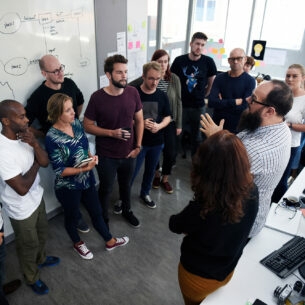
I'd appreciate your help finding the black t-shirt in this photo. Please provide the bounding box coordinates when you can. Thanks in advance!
[137,86,171,147]
[26,78,84,134]
[171,54,217,108]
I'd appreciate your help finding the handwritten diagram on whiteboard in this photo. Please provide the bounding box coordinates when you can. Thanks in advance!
[0,0,97,108]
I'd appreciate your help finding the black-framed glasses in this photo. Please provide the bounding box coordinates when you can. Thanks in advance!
[44,64,65,76]
[228,56,244,62]
[274,200,300,220]
[250,95,272,107]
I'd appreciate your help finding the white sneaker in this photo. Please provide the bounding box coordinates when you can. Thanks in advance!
[73,241,93,259]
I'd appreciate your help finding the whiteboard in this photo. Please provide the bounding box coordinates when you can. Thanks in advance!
[0,0,98,238]
[0,0,97,109]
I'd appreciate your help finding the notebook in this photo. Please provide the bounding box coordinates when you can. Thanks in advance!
[264,202,302,235]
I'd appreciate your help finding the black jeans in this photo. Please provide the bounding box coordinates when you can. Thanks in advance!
[97,157,136,223]
[156,121,177,176]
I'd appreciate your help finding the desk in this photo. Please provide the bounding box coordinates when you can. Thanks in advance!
[203,168,305,305]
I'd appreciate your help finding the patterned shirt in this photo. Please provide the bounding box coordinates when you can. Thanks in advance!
[45,119,95,190]
[238,122,291,237]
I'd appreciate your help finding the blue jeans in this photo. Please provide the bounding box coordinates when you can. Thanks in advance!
[0,236,5,290]
[132,144,164,196]
[182,107,205,156]
[55,185,112,243]
[0,238,8,305]
[97,157,136,223]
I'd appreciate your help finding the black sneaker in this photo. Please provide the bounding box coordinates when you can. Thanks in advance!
[140,195,156,209]
[30,279,49,295]
[113,200,122,214]
[122,210,140,228]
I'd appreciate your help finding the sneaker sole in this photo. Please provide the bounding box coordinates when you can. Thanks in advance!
[152,185,160,189]
[113,210,122,215]
[77,228,90,233]
[106,238,129,251]
[74,248,93,260]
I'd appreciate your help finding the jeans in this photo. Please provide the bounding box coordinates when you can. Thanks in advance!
[0,238,8,305]
[156,121,177,176]
[55,185,112,243]
[0,236,5,290]
[97,157,136,223]
[182,107,205,156]
[132,144,164,196]
[10,199,48,284]
[272,146,298,203]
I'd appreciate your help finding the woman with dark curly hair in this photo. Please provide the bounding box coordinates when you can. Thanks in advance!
[169,130,258,305]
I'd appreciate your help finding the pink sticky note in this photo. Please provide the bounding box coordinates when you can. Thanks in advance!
[136,41,140,48]
[128,42,133,49]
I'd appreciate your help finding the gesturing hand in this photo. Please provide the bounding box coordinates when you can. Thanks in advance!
[200,113,224,138]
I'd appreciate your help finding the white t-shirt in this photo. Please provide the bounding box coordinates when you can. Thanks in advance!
[285,95,305,147]
[0,134,43,220]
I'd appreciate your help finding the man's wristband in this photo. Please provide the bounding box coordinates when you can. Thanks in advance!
[135,145,141,150]
[289,122,292,129]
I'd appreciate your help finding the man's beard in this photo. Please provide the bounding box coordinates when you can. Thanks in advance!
[111,77,127,89]
[237,108,263,132]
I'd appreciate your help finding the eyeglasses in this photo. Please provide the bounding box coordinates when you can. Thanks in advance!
[250,95,272,107]
[44,64,65,76]
[274,199,300,220]
[228,56,244,62]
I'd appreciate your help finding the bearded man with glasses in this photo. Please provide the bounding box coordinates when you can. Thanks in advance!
[208,48,256,134]
[201,80,293,239]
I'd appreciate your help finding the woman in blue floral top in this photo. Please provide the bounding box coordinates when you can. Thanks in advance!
[45,93,129,259]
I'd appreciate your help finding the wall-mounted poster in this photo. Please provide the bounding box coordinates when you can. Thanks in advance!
[251,40,267,61]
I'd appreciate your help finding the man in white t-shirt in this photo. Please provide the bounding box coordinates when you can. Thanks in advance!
[0,100,60,295]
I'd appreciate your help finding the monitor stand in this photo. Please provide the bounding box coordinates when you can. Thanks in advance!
[298,262,305,280]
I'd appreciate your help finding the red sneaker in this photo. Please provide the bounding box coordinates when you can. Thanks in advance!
[161,181,173,194]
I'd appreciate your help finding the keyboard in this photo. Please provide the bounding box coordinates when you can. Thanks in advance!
[260,236,305,278]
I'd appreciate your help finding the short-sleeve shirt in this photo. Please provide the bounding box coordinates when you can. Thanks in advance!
[26,78,84,134]
[136,86,171,146]
[84,86,142,158]
[0,134,43,220]
[171,54,217,108]
[45,119,95,190]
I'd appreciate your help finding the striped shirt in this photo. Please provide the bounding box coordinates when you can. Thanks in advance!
[157,79,169,93]
[238,122,291,237]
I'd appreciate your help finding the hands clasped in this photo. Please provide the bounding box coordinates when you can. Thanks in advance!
[200,113,224,138]
[145,118,159,133]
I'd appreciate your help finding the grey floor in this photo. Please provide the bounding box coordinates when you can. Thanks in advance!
[5,154,193,305]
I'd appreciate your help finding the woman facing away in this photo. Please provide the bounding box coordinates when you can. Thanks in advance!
[129,49,182,194]
[45,93,129,260]
[169,130,258,305]
[272,64,305,203]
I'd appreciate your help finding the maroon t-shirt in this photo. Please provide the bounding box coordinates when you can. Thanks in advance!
[84,86,142,158]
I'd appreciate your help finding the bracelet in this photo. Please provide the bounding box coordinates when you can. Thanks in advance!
[289,122,293,129]
[135,145,141,150]
[79,167,83,174]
